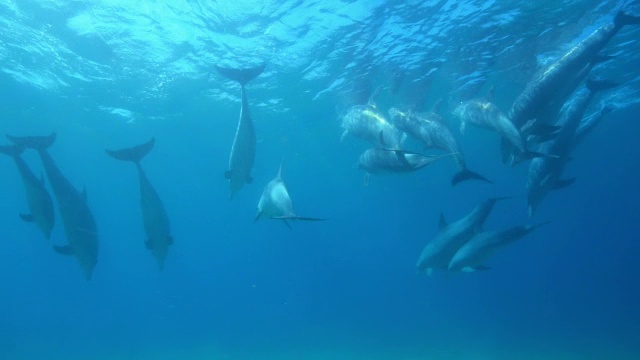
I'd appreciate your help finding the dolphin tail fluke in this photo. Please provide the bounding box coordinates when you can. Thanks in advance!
[586,79,620,94]
[215,64,266,86]
[0,144,24,157]
[6,133,56,150]
[105,138,155,163]
[451,168,492,186]
[614,11,640,28]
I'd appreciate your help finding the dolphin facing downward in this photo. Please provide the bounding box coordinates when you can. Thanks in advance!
[7,133,98,281]
[0,144,55,239]
[217,64,265,199]
[255,160,327,228]
[106,138,173,271]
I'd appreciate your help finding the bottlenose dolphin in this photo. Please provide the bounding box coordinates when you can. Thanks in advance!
[448,222,550,272]
[217,64,265,199]
[254,160,327,228]
[527,79,618,217]
[389,107,491,186]
[416,197,506,275]
[358,147,454,176]
[341,103,404,148]
[7,133,98,280]
[106,138,172,270]
[0,144,55,239]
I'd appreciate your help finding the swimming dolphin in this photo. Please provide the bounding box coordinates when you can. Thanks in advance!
[7,133,98,280]
[0,144,55,239]
[575,104,615,145]
[416,197,507,275]
[388,107,491,186]
[448,222,550,272]
[453,98,544,163]
[358,147,454,176]
[106,138,173,270]
[527,79,619,217]
[254,160,327,228]
[217,64,265,199]
[341,103,404,148]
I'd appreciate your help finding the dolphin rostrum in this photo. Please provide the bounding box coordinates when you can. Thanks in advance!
[7,133,98,281]
[255,160,327,228]
[0,144,55,239]
[217,64,265,199]
[106,138,173,270]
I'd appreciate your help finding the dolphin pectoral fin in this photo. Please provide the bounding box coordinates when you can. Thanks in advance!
[19,213,34,222]
[145,240,153,250]
[282,219,292,230]
[438,213,448,230]
[451,169,493,186]
[553,178,575,190]
[53,245,74,256]
[254,211,263,222]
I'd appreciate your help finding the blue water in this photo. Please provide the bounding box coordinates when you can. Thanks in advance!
[1,1,640,359]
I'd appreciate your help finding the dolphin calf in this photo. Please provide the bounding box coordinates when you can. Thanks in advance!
[389,107,491,186]
[106,138,173,270]
[255,160,326,228]
[0,144,55,239]
[527,79,618,216]
[7,133,98,280]
[416,197,506,275]
[448,222,550,272]
[217,64,265,199]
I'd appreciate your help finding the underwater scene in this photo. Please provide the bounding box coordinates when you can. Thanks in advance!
[1,0,640,359]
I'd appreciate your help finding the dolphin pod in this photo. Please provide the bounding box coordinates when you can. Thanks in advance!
[7,133,98,281]
[0,144,55,239]
[106,138,173,271]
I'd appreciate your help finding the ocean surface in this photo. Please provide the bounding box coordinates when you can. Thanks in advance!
[1,1,639,359]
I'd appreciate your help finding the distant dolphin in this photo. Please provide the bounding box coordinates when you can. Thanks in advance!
[453,98,543,162]
[527,79,618,216]
[217,64,265,199]
[7,133,98,281]
[106,138,172,270]
[416,197,506,275]
[389,107,491,186]
[255,160,327,228]
[0,144,55,239]
[448,222,550,272]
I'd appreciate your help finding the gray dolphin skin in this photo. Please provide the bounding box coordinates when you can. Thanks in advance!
[527,79,618,217]
[388,107,490,186]
[254,160,326,228]
[416,197,506,275]
[7,133,98,281]
[217,64,265,199]
[448,222,550,272]
[0,144,55,239]
[106,138,173,270]
[358,148,454,175]
[341,104,404,148]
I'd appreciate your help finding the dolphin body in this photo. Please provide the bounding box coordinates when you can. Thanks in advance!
[388,107,490,186]
[0,145,55,239]
[448,222,549,272]
[7,133,98,280]
[217,64,265,199]
[341,103,404,148]
[526,79,618,217]
[106,138,172,270]
[416,197,505,275]
[358,148,453,176]
[254,161,326,228]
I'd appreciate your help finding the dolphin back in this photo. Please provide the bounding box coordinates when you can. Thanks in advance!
[6,133,56,150]
[216,64,266,86]
[106,138,155,163]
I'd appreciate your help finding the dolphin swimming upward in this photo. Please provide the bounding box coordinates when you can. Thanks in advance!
[255,160,327,228]
[0,144,55,239]
[106,138,173,271]
[217,64,265,199]
[7,133,98,281]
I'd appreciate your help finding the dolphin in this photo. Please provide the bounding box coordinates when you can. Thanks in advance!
[106,138,172,271]
[0,144,55,239]
[448,222,550,272]
[416,197,507,275]
[7,133,98,280]
[358,147,454,176]
[341,103,404,148]
[254,160,327,228]
[388,107,491,186]
[575,104,615,145]
[527,79,619,217]
[217,64,265,199]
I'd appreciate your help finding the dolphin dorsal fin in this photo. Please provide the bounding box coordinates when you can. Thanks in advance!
[485,85,495,101]
[367,85,384,107]
[430,98,443,114]
[277,158,284,179]
[438,213,448,230]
